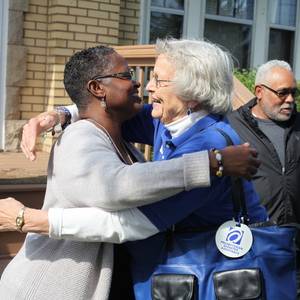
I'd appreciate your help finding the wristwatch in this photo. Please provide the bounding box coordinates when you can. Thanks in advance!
[16,207,26,232]
[54,106,72,130]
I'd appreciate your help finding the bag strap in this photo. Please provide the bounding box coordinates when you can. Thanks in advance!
[215,128,249,225]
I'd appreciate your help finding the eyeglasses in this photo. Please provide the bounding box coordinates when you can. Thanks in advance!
[151,73,174,88]
[92,69,135,81]
[260,84,299,100]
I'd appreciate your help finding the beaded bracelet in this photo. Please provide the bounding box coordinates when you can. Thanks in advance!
[213,149,223,177]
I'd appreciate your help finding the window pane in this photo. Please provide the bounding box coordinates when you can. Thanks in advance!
[206,0,254,20]
[150,12,183,43]
[269,0,297,26]
[268,29,294,65]
[204,19,252,68]
[151,0,184,10]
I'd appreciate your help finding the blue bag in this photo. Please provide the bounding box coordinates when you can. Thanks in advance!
[131,130,297,300]
[131,224,296,300]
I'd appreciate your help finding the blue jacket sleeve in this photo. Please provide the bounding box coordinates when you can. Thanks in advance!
[122,104,155,145]
[138,123,266,230]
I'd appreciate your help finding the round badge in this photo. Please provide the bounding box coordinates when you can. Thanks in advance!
[215,220,253,258]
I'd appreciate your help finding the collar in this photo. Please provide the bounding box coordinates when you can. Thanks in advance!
[164,110,208,138]
[161,113,222,149]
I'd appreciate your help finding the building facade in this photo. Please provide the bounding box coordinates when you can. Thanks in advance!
[0,0,299,151]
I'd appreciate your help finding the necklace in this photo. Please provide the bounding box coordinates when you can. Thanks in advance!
[87,119,134,165]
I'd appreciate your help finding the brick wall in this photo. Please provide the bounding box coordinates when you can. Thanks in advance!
[119,0,140,45]
[21,0,48,122]
[20,0,129,151]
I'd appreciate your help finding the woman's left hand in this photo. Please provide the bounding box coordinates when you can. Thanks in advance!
[0,197,24,231]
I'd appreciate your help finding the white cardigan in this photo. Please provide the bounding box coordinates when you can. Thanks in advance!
[0,120,210,300]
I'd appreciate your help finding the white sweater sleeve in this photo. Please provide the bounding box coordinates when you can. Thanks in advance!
[48,207,159,243]
[48,120,210,211]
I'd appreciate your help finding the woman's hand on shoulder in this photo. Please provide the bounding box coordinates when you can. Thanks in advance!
[21,111,59,161]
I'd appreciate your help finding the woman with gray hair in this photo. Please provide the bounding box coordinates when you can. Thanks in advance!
[123,38,267,299]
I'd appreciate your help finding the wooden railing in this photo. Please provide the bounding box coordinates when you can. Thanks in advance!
[115,44,254,160]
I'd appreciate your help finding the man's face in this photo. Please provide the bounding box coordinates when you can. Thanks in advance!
[255,67,297,121]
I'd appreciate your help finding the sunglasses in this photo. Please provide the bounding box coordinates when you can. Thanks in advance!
[260,84,300,100]
[91,69,135,81]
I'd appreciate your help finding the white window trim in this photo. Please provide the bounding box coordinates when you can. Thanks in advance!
[269,24,296,31]
[186,0,205,39]
[139,0,188,43]
[205,14,253,25]
[150,7,185,15]
[0,0,8,150]
[251,0,268,68]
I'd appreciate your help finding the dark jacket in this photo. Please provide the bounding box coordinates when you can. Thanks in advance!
[227,98,300,225]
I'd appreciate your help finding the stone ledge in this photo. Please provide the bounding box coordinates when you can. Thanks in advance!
[0,151,49,183]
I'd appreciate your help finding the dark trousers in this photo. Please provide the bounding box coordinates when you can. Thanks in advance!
[108,244,135,300]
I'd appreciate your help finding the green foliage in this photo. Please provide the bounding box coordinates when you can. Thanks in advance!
[234,69,256,93]
[234,68,300,111]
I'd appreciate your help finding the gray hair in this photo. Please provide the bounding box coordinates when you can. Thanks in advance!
[155,38,234,114]
[255,60,292,85]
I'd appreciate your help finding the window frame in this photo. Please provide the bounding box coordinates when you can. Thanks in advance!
[204,1,255,68]
[140,0,300,78]
[140,0,188,44]
[266,0,299,68]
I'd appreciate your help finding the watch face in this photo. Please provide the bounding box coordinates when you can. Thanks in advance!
[16,217,23,227]
[16,207,25,231]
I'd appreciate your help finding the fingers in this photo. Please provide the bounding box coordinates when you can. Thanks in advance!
[241,142,250,147]
[221,144,260,179]
[21,121,38,161]
[241,142,258,158]
[39,114,58,128]
[21,112,58,160]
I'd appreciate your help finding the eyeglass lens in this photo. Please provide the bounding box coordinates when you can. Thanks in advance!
[278,88,299,98]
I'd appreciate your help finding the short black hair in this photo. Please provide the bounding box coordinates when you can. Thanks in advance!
[64,46,115,110]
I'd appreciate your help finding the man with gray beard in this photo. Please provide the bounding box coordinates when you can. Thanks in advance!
[228,60,300,298]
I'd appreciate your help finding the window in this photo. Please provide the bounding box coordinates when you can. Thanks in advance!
[149,0,185,43]
[269,0,297,26]
[206,0,253,19]
[268,0,297,64]
[142,0,300,76]
[204,0,254,68]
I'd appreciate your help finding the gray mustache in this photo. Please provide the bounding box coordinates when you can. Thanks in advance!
[281,103,294,110]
